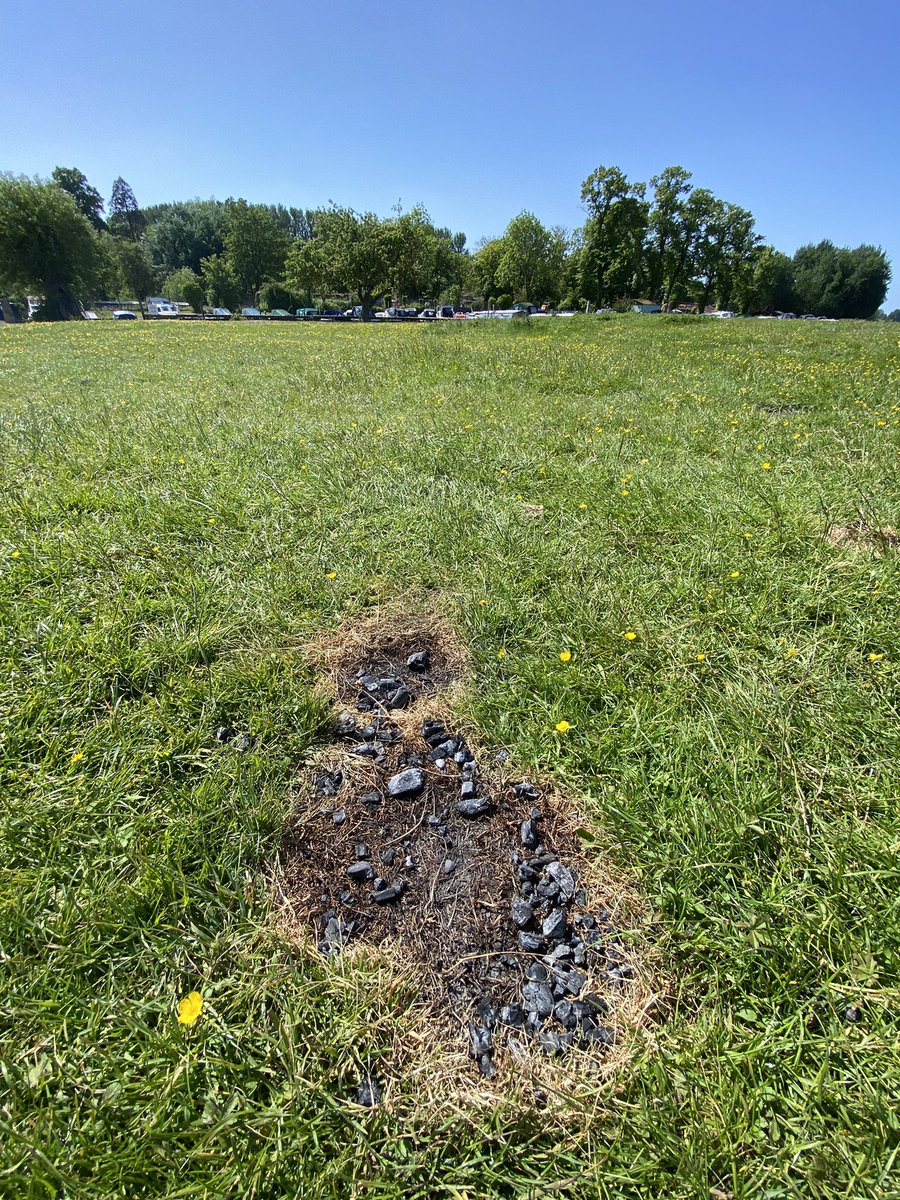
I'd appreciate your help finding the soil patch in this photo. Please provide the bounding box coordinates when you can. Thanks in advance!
[826,518,900,553]
[280,614,649,1090]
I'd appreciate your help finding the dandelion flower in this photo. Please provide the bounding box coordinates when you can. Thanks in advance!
[695,653,706,662]
[868,652,884,662]
[478,599,488,606]
[9,550,20,558]
[559,650,572,662]
[579,503,587,510]
[69,750,84,764]
[207,517,216,525]
[623,631,637,641]
[729,571,741,578]
[762,462,772,470]
[621,488,630,496]
[555,720,571,733]
[497,649,506,659]
[788,648,797,656]
[178,991,203,1025]
[325,571,337,580]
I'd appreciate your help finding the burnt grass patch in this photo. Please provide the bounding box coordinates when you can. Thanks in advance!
[280,619,647,1088]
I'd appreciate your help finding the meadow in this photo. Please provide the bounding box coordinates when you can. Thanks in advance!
[0,315,898,1198]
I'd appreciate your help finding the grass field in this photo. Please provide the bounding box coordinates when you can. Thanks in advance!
[1,315,898,1199]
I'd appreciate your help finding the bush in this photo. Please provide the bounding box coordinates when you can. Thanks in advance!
[161,268,204,312]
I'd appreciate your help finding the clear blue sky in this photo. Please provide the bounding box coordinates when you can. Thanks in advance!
[3,1,898,308]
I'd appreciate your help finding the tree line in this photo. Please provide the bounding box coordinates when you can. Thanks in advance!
[0,165,891,320]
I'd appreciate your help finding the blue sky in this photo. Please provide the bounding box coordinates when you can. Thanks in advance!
[3,1,898,308]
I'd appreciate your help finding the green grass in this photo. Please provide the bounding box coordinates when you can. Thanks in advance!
[0,315,898,1198]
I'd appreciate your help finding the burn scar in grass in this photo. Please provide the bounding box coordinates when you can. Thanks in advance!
[279,611,649,1085]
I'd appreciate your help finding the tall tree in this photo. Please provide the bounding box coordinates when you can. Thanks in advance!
[108,177,144,241]
[200,253,242,310]
[646,166,693,306]
[284,207,390,318]
[494,212,566,302]
[111,238,156,314]
[223,199,290,300]
[144,201,226,275]
[792,241,890,318]
[578,166,648,306]
[0,174,99,319]
[52,166,105,230]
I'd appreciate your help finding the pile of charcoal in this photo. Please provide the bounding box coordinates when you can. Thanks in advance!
[353,648,432,713]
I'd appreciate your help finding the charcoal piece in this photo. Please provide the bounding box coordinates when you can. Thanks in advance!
[545,943,573,963]
[333,713,358,738]
[427,814,442,827]
[539,1031,574,1056]
[331,809,346,826]
[469,1023,493,1057]
[442,859,457,875]
[434,758,447,770]
[460,780,477,800]
[520,820,540,850]
[346,862,374,883]
[456,797,491,818]
[545,861,577,902]
[360,791,381,808]
[517,932,544,954]
[475,998,497,1029]
[553,1000,576,1029]
[500,1003,526,1027]
[315,770,341,800]
[355,1074,382,1107]
[564,970,587,996]
[461,761,478,779]
[514,781,541,801]
[580,1025,615,1048]
[494,748,510,764]
[386,768,425,798]
[387,686,414,710]
[542,908,568,942]
[525,962,548,982]
[537,879,561,903]
[478,1054,496,1079]
[511,899,534,930]
[358,724,377,740]
[407,650,430,671]
[351,742,379,758]
[528,852,558,868]
[422,719,447,746]
[372,882,404,904]
[215,725,237,743]
[517,864,538,884]
[234,734,254,753]
[337,889,351,904]
[379,847,395,867]
[525,1011,544,1034]
[573,998,606,1025]
[354,844,371,860]
[522,981,554,1017]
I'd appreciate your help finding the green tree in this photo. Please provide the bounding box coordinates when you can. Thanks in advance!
[284,208,390,318]
[792,242,891,319]
[52,166,105,230]
[223,199,290,301]
[111,238,157,314]
[494,211,565,302]
[646,166,693,306]
[578,166,649,306]
[161,267,205,312]
[200,253,241,310]
[108,177,145,241]
[0,174,100,319]
[144,201,226,275]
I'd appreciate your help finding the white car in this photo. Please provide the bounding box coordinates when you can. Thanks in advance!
[112,310,138,320]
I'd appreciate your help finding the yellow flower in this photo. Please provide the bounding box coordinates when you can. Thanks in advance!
[69,750,84,764]
[555,720,571,733]
[761,462,772,470]
[695,653,706,662]
[9,550,20,558]
[868,652,884,662]
[623,631,637,641]
[497,649,506,659]
[787,648,797,656]
[559,650,572,662]
[325,571,337,580]
[207,517,216,524]
[620,488,630,496]
[177,457,186,464]
[478,599,488,606]
[177,991,203,1025]
[579,502,587,510]
[729,571,741,578]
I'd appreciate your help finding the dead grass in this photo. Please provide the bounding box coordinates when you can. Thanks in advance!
[826,517,900,553]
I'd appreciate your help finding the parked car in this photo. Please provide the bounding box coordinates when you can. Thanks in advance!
[146,297,179,317]
[112,310,138,320]
[800,314,818,320]
[777,312,797,319]
[268,308,293,319]
[418,309,437,320]
[241,307,262,318]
